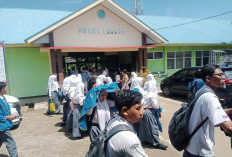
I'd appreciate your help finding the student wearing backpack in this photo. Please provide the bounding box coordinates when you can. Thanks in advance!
[184,64,232,157]
[105,90,148,157]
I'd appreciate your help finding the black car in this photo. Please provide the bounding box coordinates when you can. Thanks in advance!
[160,66,232,99]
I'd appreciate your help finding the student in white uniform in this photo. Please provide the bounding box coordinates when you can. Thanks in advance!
[88,89,111,141]
[106,90,148,157]
[184,64,232,157]
[95,75,107,87]
[129,72,137,90]
[135,74,167,150]
[61,76,71,125]
[72,74,85,138]
[132,77,145,95]
[66,74,78,130]
[47,75,61,114]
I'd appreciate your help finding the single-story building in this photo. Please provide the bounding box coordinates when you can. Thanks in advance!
[1,0,232,98]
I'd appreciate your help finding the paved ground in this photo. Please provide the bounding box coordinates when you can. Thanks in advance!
[1,90,231,157]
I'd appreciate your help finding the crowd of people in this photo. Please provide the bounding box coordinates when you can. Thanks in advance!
[2,64,232,157]
[47,66,167,156]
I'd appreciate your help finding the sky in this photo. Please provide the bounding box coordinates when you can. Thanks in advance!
[0,0,232,20]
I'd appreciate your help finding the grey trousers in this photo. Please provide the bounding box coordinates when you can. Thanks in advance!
[62,96,69,124]
[0,130,18,157]
[134,108,161,145]
[72,104,82,138]
[66,103,73,130]
[52,91,61,113]
[48,91,61,113]
[183,150,205,157]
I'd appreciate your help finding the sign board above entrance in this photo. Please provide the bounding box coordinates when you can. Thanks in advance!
[78,27,125,35]
[0,42,7,82]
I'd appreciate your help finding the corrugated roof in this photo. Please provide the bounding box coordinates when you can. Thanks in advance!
[0,8,232,44]
[137,15,232,44]
[0,8,70,44]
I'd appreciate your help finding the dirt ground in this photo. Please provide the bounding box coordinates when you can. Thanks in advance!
[1,90,231,157]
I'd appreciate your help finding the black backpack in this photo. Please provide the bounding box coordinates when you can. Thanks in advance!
[86,124,132,157]
[168,87,211,151]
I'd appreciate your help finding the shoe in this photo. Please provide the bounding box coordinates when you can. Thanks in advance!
[60,122,66,127]
[154,143,168,150]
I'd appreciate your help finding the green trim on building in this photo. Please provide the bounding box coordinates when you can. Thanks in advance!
[148,44,232,76]
[6,47,50,98]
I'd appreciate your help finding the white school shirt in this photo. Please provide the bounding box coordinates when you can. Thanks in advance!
[106,115,148,157]
[96,75,106,87]
[143,74,158,109]
[73,77,85,106]
[133,77,145,95]
[61,76,70,96]
[48,75,59,97]
[92,99,111,132]
[68,75,78,99]
[186,85,230,156]
[129,72,137,90]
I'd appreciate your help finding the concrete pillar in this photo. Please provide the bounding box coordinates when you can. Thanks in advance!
[50,49,57,75]
[138,48,144,73]
[57,49,64,83]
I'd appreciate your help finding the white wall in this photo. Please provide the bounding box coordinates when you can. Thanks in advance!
[53,5,142,47]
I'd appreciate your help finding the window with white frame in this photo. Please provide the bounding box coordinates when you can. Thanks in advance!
[167,51,192,69]
[147,52,163,59]
[196,51,210,66]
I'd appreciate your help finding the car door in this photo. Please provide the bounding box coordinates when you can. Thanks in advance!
[171,69,188,94]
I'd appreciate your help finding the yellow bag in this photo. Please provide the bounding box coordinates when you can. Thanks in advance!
[49,99,56,112]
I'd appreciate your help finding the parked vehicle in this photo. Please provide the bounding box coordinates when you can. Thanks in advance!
[4,95,22,127]
[160,66,232,100]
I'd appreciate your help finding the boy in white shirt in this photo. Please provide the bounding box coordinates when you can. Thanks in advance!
[184,65,232,157]
[106,90,148,157]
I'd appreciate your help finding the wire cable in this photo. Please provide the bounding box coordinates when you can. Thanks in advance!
[155,10,232,30]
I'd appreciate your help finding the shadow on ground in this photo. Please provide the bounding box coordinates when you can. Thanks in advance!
[0,154,9,157]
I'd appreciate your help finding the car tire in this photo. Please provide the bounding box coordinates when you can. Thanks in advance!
[163,86,171,97]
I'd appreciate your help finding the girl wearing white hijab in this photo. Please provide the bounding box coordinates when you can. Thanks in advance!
[95,75,107,87]
[143,74,158,109]
[66,74,78,130]
[132,77,145,95]
[134,74,167,150]
[72,74,85,138]
[129,72,137,90]
[61,76,71,125]
[61,76,71,97]
[106,77,113,85]
[89,89,111,141]
[47,75,61,114]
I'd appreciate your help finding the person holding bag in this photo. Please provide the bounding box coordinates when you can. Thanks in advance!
[47,75,61,114]
[0,81,18,157]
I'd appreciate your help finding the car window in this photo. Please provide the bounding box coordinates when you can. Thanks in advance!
[224,70,232,79]
[175,70,188,79]
[187,69,197,78]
